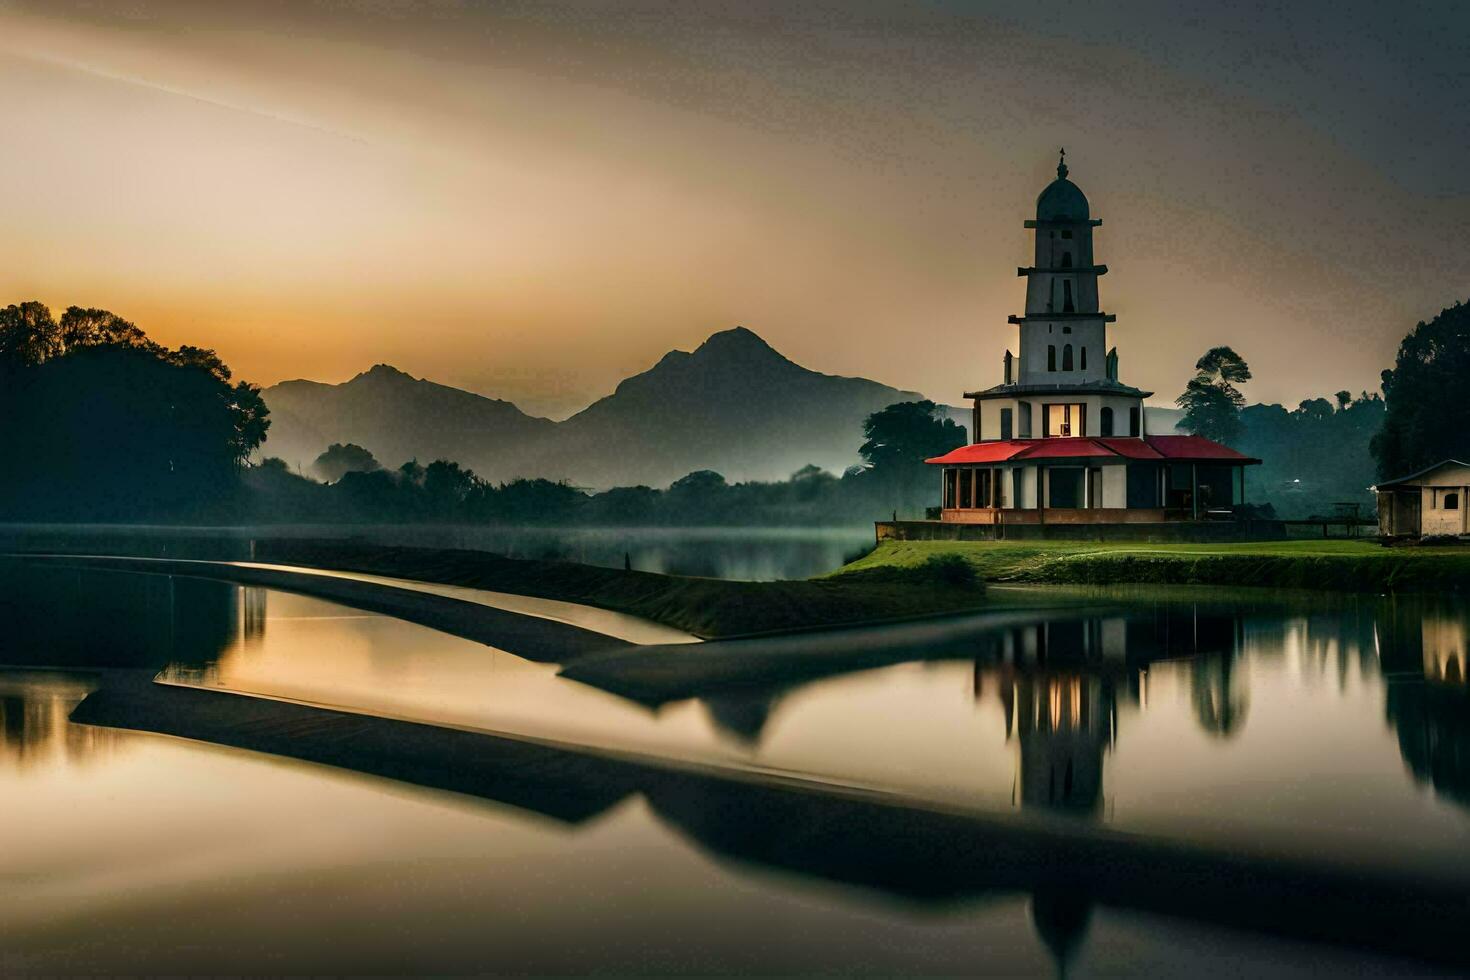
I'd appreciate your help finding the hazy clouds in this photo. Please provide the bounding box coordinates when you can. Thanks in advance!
[2,1,1466,416]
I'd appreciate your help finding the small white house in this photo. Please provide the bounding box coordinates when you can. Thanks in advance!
[1376,460,1470,538]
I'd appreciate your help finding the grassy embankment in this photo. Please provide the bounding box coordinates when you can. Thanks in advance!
[832,538,1470,594]
[256,538,1469,640]
[256,540,986,639]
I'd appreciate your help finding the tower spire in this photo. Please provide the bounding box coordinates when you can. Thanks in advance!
[1057,147,1068,180]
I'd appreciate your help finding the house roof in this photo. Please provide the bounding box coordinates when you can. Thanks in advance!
[925,435,1260,466]
[1144,435,1259,462]
[964,379,1152,399]
[1373,459,1470,490]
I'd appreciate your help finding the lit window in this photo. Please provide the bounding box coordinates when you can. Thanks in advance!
[1045,403,1085,437]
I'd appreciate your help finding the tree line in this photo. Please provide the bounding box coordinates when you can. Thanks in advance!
[238,401,966,525]
[3,294,1467,525]
[1175,301,1470,516]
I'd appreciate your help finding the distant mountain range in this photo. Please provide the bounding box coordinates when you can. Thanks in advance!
[262,326,1182,488]
[262,327,929,487]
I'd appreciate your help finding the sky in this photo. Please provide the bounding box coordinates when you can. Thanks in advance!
[1,0,1467,418]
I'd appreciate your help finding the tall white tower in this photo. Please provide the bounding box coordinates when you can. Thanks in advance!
[967,151,1149,442]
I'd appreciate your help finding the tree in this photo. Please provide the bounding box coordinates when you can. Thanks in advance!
[0,301,61,367]
[1293,398,1334,425]
[859,401,967,477]
[313,443,382,483]
[57,306,152,353]
[1177,346,1251,444]
[1371,300,1470,479]
[0,300,271,520]
[669,470,728,495]
[423,459,480,516]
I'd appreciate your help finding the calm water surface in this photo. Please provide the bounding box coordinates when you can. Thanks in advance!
[1,566,1466,974]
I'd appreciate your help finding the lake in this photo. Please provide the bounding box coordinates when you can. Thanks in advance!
[2,565,1468,974]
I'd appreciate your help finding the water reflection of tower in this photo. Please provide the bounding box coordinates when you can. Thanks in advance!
[983,617,1136,815]
[1004,672,1115,813]
[242,587,268,643]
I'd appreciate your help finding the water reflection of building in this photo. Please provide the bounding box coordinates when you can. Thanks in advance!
[0,674,119,771]
[978,607,1244,974]
[1001,672,1118,813]
[1376,599,1470,810]
[981,606,1246,814]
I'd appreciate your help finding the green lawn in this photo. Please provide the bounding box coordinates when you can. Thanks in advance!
[831,538,1470,593]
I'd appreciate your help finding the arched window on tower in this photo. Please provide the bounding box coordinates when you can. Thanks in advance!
[1048,345,1057,371]
[1062,344,1074,371]
[1100,407,1114,436]
[1061,251,1073,268]
[1063,280,1075,313]
[1080,346,1087,371]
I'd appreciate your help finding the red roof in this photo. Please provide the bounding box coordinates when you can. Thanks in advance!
[1095,437,1163,459]
[926,435,1259,465]
[1144,435,1257,461]
[1021,438,1119,459]
[924,442,1028,464]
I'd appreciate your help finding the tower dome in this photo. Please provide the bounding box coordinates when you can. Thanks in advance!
[1036,149,1090,221]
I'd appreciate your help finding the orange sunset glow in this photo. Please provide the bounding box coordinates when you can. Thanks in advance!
[3,1,1466,416]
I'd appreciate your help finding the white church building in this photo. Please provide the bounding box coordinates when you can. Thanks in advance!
[924,154,1259,527]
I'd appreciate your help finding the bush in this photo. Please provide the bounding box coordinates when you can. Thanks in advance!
[917,552,981,588]
[1419,534,1465,547]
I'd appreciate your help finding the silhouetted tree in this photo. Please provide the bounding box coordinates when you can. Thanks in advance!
[423,460,480,517]
[860,401,966,476]
[0,301,61,367]
[57,306,151,352]
[0,300,270,520]
[313,443,382,483]
[856,400,965,514]
[1177,346,1251,444]
[1371,300,1470,479]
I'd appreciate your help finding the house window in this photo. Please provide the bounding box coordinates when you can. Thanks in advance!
[959,468,973,508]
[1129,406,1141,436]
[1048,345,1057,371]
[1100,407,1114,436]
[1447,492,1461,511]
[1000,408,1013,440]
[1045,403,1085,438]
[1062,344,1074,371]
[944,468,957,509]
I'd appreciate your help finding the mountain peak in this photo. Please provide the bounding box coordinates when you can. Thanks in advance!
[352,363,415,384]
[693,325,784,361]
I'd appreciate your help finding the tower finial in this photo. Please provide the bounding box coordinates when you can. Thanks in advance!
[1057,147,1068,180]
